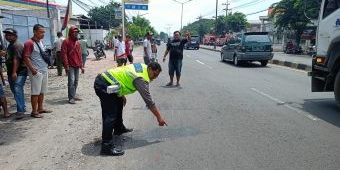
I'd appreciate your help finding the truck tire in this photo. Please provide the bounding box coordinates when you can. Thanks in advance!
[334,71,340,108]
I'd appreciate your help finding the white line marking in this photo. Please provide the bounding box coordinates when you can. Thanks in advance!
[251,88,319,121]
[196,60,213,69]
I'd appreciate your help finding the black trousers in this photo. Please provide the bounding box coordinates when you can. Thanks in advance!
[94,88,124,143]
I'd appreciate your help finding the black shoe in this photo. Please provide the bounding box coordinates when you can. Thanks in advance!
[100,143,124,156]
[113,128,133,136]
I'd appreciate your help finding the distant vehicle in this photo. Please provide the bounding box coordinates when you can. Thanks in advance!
[203,35,216,45]
[220,32,273,66]
[310,0,340,107]
[215,37,227,46]
[185,35,200,50]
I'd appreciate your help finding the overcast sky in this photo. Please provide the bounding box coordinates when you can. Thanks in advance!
[54,0,281,34]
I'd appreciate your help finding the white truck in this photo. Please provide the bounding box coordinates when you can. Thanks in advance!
[311,0,340,106]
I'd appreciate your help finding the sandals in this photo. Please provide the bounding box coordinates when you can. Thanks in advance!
[15,113,24,120]
[2,114,11,118]
[38,110,52,114]
[30,113,43,118]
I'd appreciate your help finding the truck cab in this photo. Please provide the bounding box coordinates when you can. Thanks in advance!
[311,0,340,105]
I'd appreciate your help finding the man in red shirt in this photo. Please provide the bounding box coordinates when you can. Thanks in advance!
[61,25,84,104]
[125,34,133,64]
[23,24,52,118]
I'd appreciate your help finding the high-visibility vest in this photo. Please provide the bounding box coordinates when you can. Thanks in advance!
[101,63,150,97]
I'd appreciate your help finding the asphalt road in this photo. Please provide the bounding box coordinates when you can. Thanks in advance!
[80,45,340,170]
[1,44,339,170]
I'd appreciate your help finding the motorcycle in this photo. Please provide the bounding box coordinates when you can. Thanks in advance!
[284,42,303,54]
[93,44,106,60]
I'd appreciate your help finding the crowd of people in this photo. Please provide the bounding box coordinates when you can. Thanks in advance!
[0,24,87,119]
[0,26,191,156]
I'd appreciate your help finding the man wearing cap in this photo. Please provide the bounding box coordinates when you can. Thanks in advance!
[3,28,28,119]
[23,24,52,118]
[61,25,84,104]
[143,31,153,65]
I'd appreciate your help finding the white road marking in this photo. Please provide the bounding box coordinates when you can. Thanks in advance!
[195,60,213,69]
[251,88,319,121]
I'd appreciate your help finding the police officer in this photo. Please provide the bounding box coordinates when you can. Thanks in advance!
[94,62,167,156]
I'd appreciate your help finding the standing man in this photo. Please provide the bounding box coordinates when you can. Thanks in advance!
[61,25,84,104]
[0,46,10,118]
[79,34,88,67]
[163,30,191,87]
[52,31,64,76]
[23,24,52,118]
[94,62,167,156]
[125,34,133,64]
[115,35,127,67]
[143,31,153,65]
[3,28,28,119]
[113,36,118,61]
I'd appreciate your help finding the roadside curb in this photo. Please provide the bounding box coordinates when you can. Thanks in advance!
[200,46,312,72]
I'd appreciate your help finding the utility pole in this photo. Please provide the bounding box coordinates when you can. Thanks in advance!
[222,0,230,16]
[165,24,173,38]
[214,0,218,50]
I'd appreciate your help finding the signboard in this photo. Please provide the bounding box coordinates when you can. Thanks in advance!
[124,0,149,4]
[125,4,148,10]
[115,7,122,19]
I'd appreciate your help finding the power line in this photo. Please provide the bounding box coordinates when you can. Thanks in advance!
[230,0,265,10]
[246,9,268,15]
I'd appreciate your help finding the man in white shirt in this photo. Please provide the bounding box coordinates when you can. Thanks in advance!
[115,35,127,67]
[143,31,153,64]
[52,32,65,76]
[113,36,119,61]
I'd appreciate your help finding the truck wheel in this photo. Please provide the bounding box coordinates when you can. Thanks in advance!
[335,71,340,108]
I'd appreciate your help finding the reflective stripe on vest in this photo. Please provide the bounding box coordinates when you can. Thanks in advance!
[101,71,119,85]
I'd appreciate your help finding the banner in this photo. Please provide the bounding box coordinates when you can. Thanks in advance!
[124,0,149,4]
[61,0,72,31]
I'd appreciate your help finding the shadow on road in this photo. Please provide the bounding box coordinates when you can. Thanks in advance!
[302,98,340,127]
[220,60,271,69]
[81,136,162,156]
[81,126,201,156]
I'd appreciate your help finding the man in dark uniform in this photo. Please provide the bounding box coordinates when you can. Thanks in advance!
[94,62,167,156]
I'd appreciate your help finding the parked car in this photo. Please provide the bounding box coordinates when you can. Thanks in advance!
[220,32,274,66]
[185,35,200,50]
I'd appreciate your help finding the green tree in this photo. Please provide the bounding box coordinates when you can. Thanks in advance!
[127,16,156,40]
[224,12,248,33]
[270,0,321,45]
[88,1,122,29]
[159,32,168,41]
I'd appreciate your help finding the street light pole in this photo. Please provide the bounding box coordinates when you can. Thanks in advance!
[214,0,218,50]
[173,0,192,31]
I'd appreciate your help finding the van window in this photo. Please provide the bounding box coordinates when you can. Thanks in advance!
[323,0,340,18]
[244,35,270,43]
